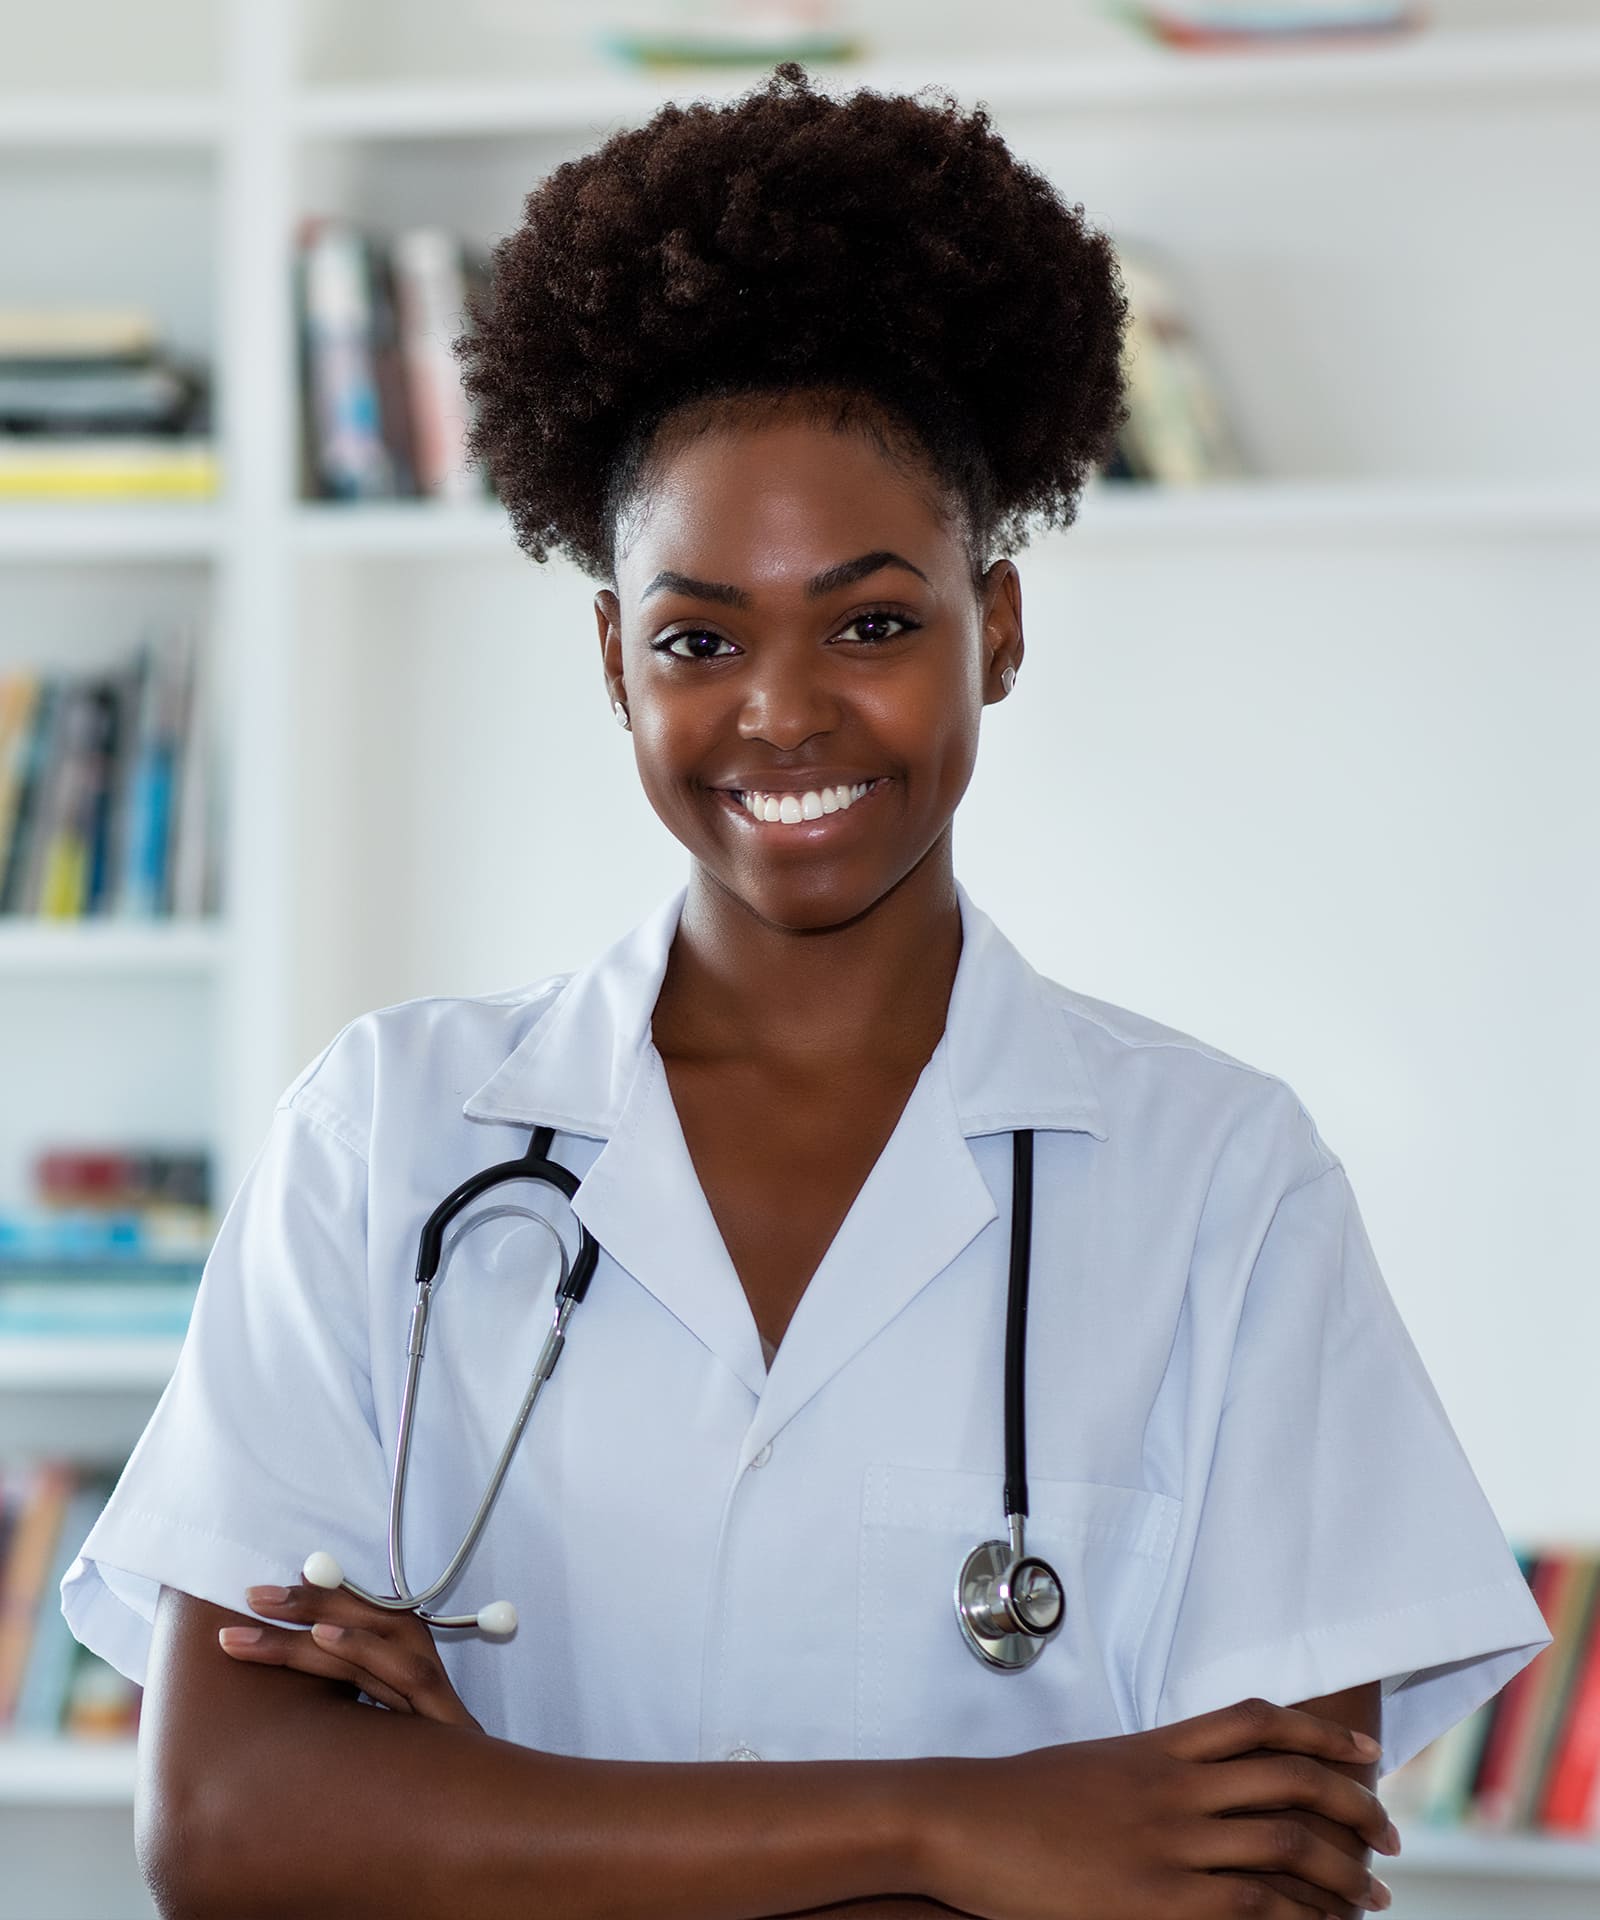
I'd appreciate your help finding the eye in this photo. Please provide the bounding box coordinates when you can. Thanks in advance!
[653,629,740,661]
[834,608,921,645]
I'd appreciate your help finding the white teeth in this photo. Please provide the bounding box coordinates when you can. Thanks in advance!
[738,780,877,823]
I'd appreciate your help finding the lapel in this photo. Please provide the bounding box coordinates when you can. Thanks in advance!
[739,1031,998,1462]
[461,882,1110,1447]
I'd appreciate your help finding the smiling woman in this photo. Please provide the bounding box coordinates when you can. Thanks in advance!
[57,56,1549,1920]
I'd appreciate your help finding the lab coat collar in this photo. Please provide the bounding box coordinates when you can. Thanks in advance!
[462,882,1107,1425]
[461,881,1109,1145]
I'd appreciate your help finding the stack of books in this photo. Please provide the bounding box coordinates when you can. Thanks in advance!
[296,219,495,504]
[1103,242,1251,486]
[1384,1547,1600,1835]
[0,1462,136,1740]
[0,1146,210,1340]
[0,308,218,501]
[0,628,214,921]
[1108,3,1425,46]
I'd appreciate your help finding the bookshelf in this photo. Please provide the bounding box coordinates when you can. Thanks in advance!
[3,3,1597,1916]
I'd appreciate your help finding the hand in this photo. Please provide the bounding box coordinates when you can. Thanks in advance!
[217,1579,484,1731]
[918,1696,1400,1920]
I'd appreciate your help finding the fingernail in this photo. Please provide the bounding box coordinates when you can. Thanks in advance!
[218,1626,262,1648]
[1368,1874,1393,1910]
[311,1621,345,1644]
[1353,1731,1382,1757]
[246,1585,291,1605]
[1383,1820,1403,1855]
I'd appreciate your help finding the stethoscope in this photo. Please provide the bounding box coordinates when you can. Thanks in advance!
[302,1125,1065,1672]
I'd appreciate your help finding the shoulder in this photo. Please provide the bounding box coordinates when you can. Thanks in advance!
[1039,970,1342,1193]
[275,971,575,1160]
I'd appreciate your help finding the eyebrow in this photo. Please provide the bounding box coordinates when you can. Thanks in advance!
[639,550,931,608]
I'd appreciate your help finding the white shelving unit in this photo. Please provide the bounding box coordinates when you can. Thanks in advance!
[3,3,1596,1916]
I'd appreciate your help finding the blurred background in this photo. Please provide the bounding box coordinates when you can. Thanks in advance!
[1,1,1597,1913]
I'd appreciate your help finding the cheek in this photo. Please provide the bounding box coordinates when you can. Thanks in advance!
[869,675,982,796]
[627,689,725,821]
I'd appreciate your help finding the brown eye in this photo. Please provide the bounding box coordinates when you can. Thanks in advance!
[655,630,739,661]
[836,610,918,645]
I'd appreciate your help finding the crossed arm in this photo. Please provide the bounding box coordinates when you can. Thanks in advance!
[136,1582,1384,1919]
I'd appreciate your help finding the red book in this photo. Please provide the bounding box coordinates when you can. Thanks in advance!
[1541,1591,1600,1832]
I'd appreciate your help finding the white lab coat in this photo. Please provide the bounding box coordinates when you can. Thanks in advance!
[62,882,1550,1775]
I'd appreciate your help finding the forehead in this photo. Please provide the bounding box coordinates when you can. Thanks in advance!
[616,416,960,590]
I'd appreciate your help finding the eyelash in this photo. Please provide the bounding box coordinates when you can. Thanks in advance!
[651,607,922,661]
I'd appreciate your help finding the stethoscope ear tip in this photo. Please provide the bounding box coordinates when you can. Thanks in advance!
[302,1549,345,1591]
[476,1600,517,1636]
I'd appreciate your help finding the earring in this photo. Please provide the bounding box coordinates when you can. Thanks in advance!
[1000,665,1017,696]
[612,700,631,731]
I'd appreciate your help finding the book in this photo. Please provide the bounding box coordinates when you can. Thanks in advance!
[0,435,219,499]
[298,217,396,501]
[0,674,42,900]
[0,679,62,914]
[297,219,494,505]
[13,1477,113,1734]
[1114,2,1424,46]
[0,628,215,922]
[1541,1585,1600,1831]
[0,308,158,362]
[1512,1552,1600,1827]
[391,229,480,502]
[62,1638,140,1738]
[1473,1552,1561,1827]
[0,1274,199,1337]
[1111,242,1250,484]
[0,1463,73,1725]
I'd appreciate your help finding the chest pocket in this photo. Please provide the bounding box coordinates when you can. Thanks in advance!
[856,1463,1180,1761]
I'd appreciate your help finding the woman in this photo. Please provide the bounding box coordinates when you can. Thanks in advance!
[63,63,1547,1920]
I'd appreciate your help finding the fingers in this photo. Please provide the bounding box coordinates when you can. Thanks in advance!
[1173,1697,1383,1771]
[216,1581,481,1730]
[1187,1817,1392,1914]
[1197,1753,1400,1859]
[217,1618,422,1716]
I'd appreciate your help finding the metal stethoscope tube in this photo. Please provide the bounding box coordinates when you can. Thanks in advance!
[303,1127,599,1632]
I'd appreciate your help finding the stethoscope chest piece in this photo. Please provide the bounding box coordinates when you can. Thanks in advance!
[955,1537,1066,1671]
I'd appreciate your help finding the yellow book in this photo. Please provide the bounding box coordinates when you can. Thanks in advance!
[38,832,89,918]
[0,438,220,499]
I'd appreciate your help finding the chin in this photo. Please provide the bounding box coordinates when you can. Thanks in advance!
[709,857,913,936]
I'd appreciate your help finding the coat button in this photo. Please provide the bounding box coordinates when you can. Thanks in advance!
[749,1442,773,1470]
[727,1744,761,1761]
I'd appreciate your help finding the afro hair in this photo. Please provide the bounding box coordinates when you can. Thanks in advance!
[455,60,1131,586]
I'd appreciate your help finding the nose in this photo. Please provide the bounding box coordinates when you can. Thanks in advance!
[736,640,841,752]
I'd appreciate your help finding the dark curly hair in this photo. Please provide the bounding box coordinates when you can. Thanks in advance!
[456,60,1130,588]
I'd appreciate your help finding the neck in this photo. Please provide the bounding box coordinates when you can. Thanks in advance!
[652,841,964,1076]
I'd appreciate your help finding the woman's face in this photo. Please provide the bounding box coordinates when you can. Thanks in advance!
[594,411,1023,934]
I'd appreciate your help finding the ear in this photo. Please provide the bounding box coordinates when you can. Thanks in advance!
[979,560,1024,706]
[595,589,627,715]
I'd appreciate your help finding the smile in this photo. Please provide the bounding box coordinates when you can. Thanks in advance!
[726,779,885,825]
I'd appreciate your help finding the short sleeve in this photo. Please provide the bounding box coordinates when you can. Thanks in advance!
[60,1088,389,1687]
[1152,1161,1552,1778]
